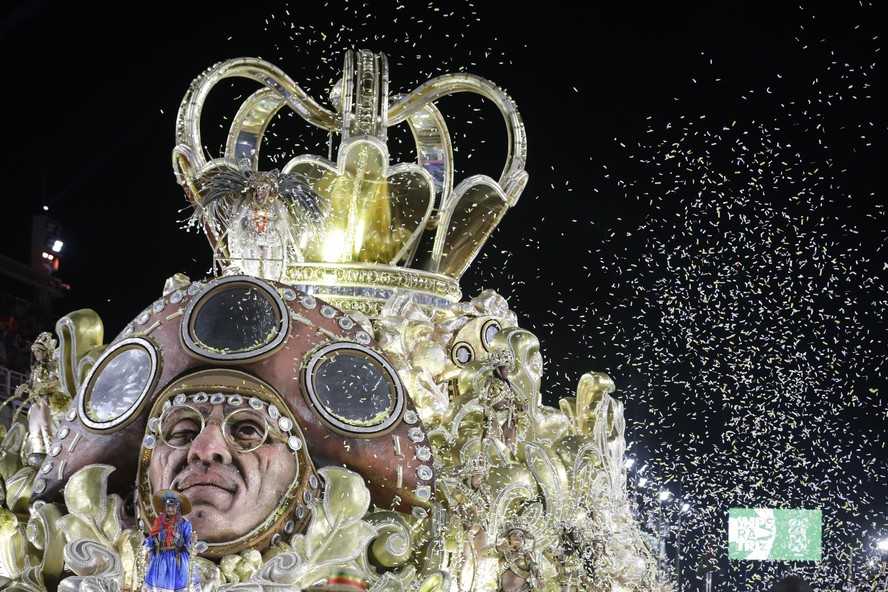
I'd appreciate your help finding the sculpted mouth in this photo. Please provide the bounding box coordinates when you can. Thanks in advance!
[173,468,238,494]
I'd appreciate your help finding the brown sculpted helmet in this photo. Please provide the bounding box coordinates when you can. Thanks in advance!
[30,274,434,557]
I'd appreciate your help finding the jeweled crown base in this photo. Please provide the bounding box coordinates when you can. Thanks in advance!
[284,262,462,316]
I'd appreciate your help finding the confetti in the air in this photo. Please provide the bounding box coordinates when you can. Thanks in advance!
[2,2,882,590]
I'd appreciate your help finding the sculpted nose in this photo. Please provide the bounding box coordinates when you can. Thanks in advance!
[186,423,232,465]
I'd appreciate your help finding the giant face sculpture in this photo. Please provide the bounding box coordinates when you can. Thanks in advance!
[31,274,434,557]
[140,370,309,554]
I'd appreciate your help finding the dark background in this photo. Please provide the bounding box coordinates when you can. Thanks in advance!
[1,2,884,590]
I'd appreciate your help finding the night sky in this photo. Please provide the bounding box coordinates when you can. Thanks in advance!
[1,2,885,590]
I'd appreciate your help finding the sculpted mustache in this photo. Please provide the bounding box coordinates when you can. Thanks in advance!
[172,462,239,493]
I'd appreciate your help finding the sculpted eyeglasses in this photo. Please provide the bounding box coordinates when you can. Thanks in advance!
[158,404,287,453]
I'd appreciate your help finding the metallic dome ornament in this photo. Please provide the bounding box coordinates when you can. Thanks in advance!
[0,51,666,592]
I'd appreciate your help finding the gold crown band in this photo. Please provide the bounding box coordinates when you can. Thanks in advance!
[285,262,461,316]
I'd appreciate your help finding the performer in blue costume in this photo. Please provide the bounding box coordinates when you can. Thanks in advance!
[143,490,200,592]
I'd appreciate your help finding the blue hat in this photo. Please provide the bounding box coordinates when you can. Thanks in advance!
[151,489,192,514]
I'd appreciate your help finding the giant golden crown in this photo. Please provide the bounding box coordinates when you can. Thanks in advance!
[172,50,528,316]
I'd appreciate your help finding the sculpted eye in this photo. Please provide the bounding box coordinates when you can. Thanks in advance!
[159,407,203,449]
[167,424,199,447]
[223,409,272,451]
[230,419,264,445]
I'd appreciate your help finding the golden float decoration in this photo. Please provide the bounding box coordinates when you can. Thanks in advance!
[0,50,669,591]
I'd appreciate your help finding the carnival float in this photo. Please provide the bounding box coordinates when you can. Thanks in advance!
[0,50,668,591]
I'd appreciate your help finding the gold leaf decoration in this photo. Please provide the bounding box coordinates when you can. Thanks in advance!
[60,465,117,537]
[0,424,26,482]
[0,288,666,591]
[291,466,379,589]
[3,467,35,518]
[26,502,66,590]
[57,538,123,592]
